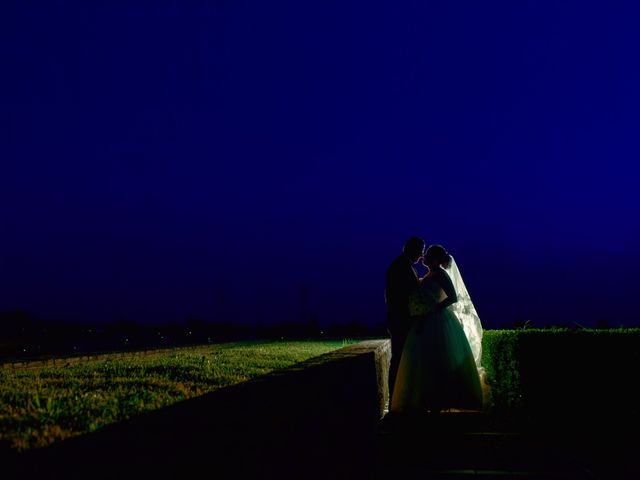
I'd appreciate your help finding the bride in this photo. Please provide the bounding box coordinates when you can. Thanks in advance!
[390,244,483,413]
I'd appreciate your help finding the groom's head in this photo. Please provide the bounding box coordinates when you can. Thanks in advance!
[403,237,425,263]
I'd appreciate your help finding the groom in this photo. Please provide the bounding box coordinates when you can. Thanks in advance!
[385,236,425,406]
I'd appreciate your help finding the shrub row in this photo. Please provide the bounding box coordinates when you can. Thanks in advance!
[481,328,640,418]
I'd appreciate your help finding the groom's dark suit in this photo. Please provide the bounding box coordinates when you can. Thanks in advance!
[385,254,420,404]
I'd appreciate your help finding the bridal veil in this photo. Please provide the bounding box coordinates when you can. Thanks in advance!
[446,256,484,372]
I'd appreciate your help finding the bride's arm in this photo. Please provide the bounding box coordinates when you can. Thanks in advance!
[415,270,458,334]
[434,269,458,311]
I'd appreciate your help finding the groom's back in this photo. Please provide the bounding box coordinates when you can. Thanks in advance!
[385,255,418,317]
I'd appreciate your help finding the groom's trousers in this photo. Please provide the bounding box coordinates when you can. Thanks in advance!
[387,324,408,406]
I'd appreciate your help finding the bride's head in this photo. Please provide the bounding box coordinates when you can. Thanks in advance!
[423,244,451,270]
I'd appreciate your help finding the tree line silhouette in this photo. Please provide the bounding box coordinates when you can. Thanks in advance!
[0,309,387,360]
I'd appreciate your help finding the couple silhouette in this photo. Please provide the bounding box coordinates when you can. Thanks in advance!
[385,237,484,414]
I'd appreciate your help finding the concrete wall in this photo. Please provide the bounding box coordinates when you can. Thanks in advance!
[15,340,391,480]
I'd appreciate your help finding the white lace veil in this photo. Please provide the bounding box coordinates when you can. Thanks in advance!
[446,255,484,370]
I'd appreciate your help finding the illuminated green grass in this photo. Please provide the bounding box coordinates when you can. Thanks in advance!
[0,340,352,451]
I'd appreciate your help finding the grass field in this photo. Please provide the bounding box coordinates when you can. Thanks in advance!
[0,340,354,451]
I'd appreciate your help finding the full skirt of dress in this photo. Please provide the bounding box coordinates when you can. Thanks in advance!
[390,307,483,413]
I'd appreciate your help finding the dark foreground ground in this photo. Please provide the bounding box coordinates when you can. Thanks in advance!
[375,410,639,479]
[5,409,638,479]
[3,341,639,479]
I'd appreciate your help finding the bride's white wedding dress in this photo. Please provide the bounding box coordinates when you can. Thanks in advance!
[391,258,483,413]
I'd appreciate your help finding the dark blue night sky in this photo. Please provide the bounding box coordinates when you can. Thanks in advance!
[2,1,639,329]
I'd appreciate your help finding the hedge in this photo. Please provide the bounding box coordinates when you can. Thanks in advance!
[481,328,640,418]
